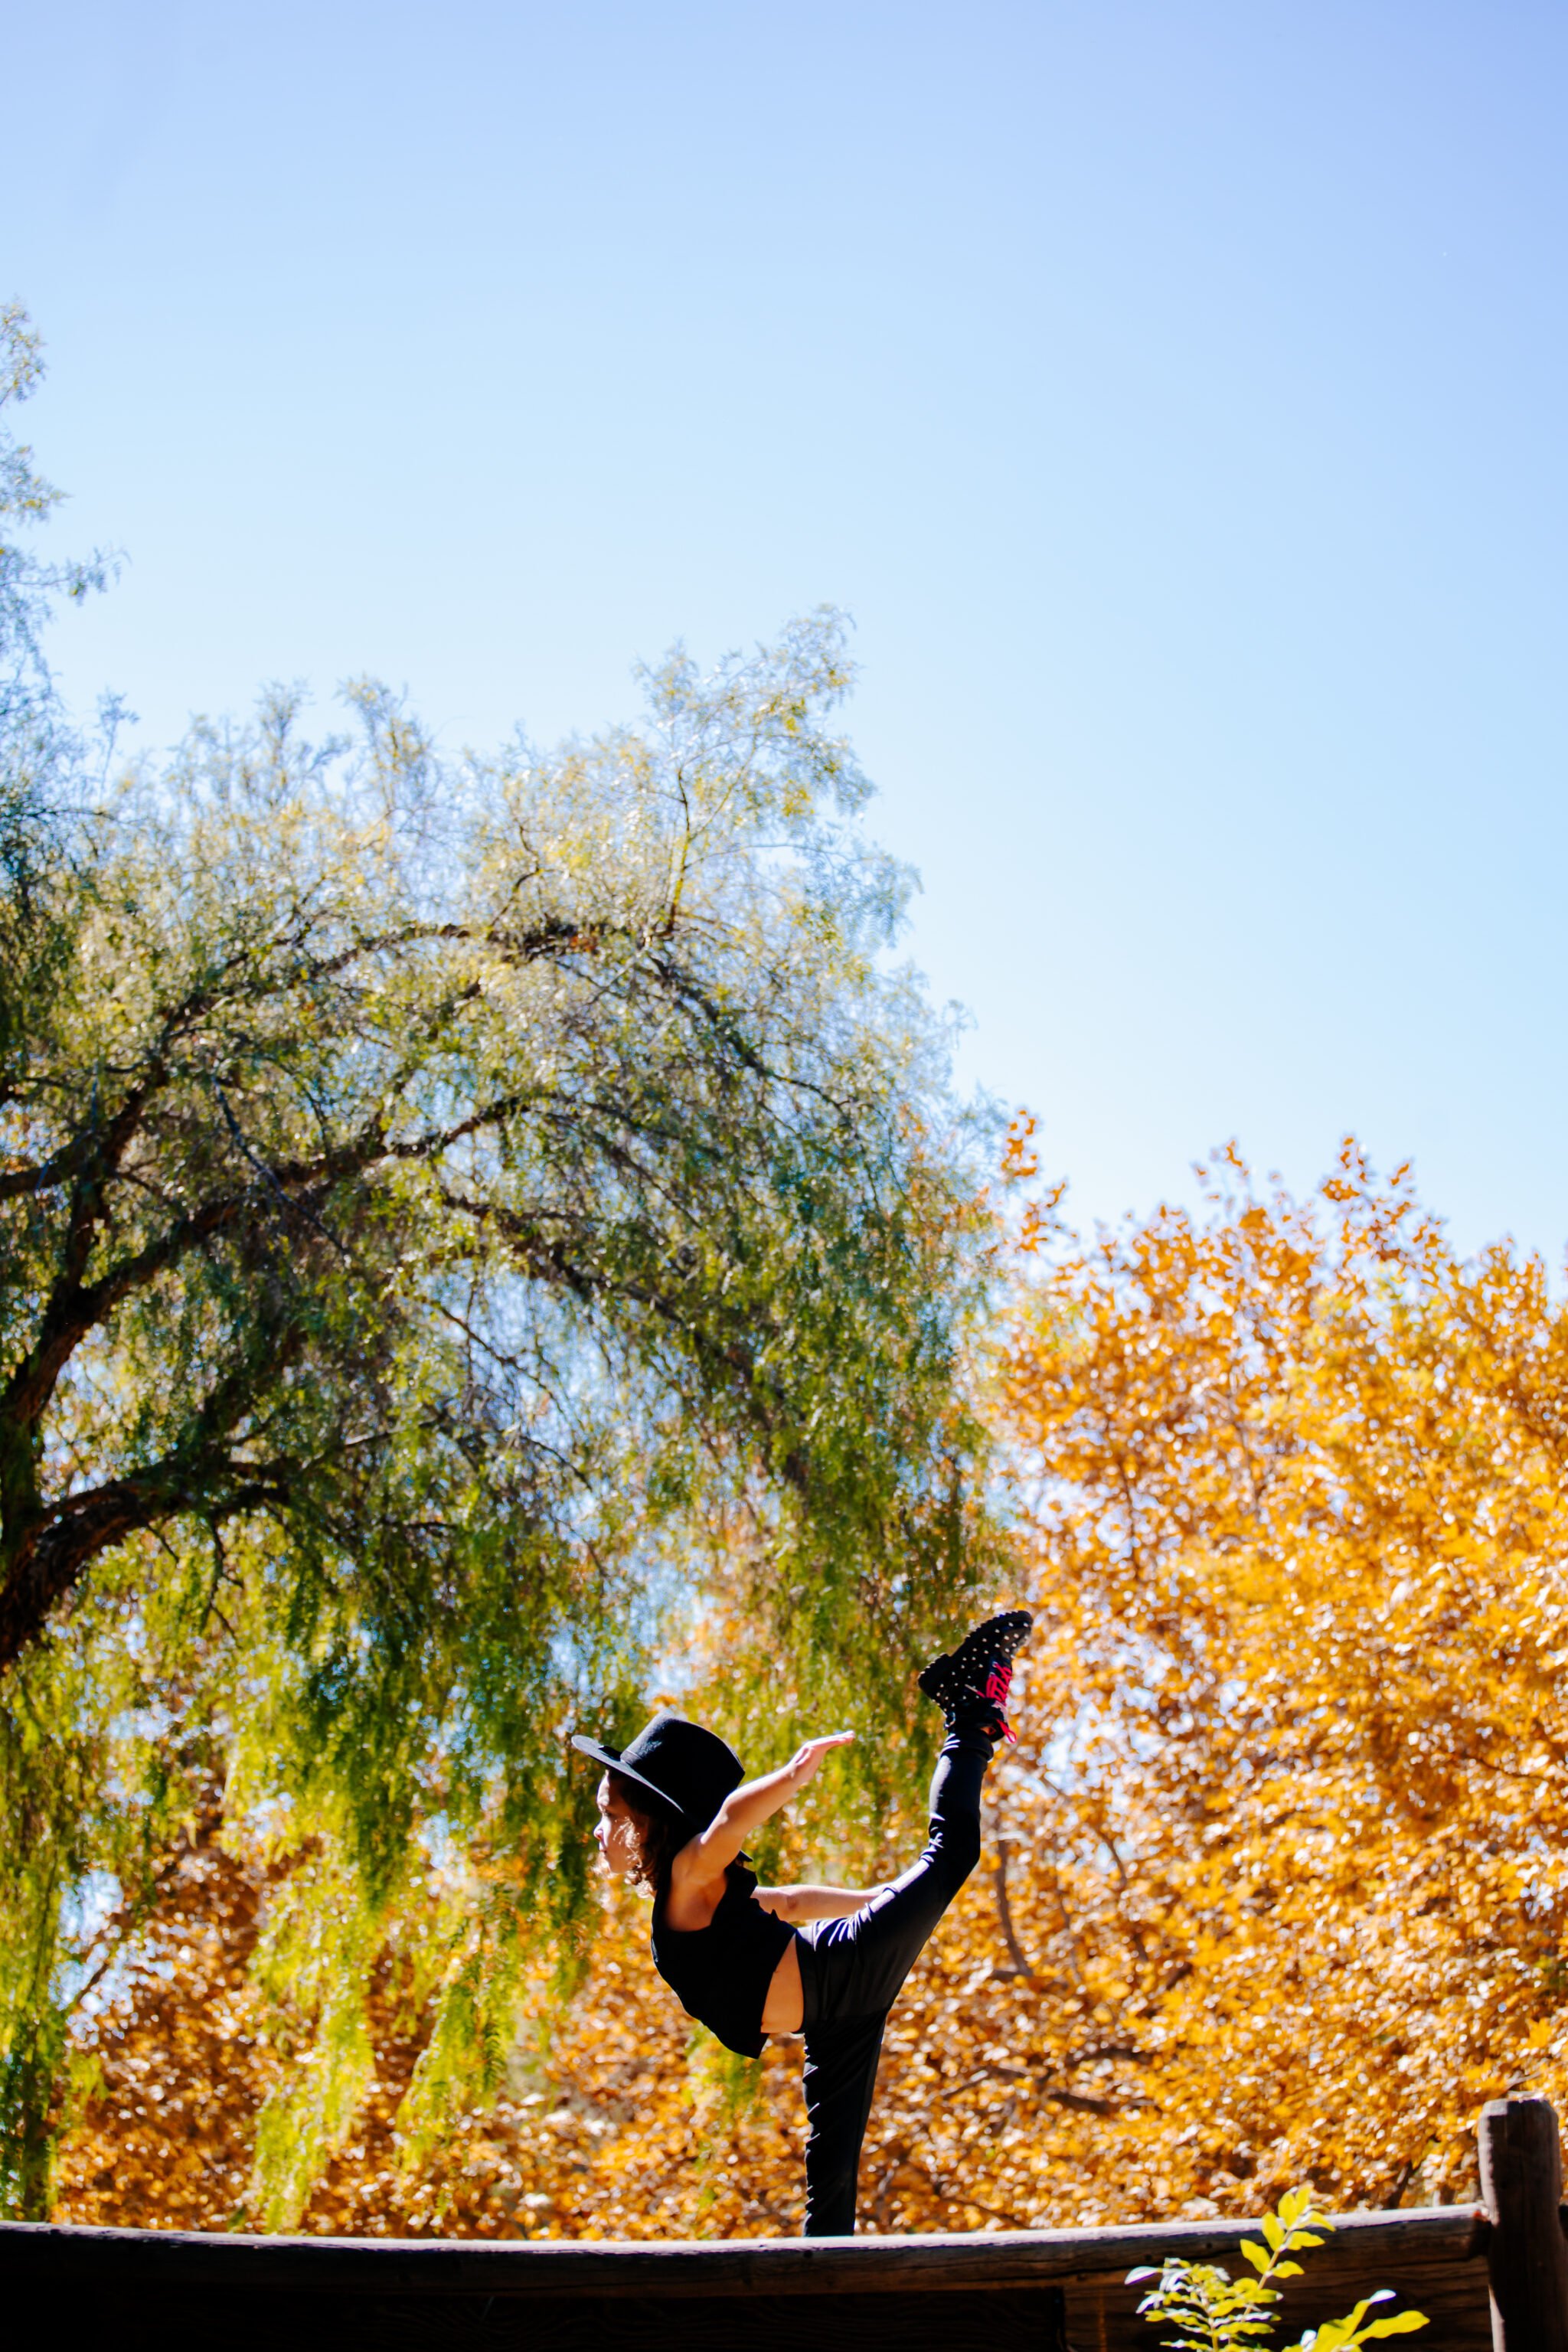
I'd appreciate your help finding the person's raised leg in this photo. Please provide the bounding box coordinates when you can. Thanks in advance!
[795,1612,1033,2030]
[791,1613,1032,2236]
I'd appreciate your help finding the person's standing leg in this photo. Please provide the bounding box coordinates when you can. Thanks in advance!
[793,1728,988,2238]
[800,2010,888,2236]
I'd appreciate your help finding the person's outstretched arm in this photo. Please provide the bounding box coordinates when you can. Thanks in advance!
[753,1883,882,1922]
[669,1734,854,1909]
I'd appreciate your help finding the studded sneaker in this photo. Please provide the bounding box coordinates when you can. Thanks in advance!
[918,1609,1034,1743]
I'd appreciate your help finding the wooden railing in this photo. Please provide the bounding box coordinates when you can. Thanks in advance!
[3,2092,1564,2350]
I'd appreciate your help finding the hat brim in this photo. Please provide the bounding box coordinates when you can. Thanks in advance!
[570,1733,691,1820]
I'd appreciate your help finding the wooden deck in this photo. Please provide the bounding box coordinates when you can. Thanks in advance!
[0,2201,1492,2350]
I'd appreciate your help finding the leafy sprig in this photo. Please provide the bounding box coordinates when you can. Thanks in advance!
[1129,2187,1429,2351]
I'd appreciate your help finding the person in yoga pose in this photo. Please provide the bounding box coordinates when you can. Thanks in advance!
[571,1609,1032,2236]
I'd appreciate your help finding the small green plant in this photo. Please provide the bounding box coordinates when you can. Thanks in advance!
[1128,2187,1429,2351]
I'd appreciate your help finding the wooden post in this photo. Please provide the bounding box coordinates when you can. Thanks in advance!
[1479,2093,1568,2352]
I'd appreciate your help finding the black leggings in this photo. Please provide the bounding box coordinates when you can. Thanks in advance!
[792,1730,990,2236]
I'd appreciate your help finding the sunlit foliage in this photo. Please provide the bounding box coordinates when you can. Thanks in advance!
[991,1132,1568,2219]
[21,271,1557,2238]
[57,1139,1565,2236]
[1129,2189,1427,2350]
[0,309,1002,2218]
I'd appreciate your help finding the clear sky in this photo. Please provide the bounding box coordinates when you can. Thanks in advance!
[8,2,1567,1262]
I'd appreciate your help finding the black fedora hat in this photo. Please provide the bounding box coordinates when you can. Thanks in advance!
[572,1710,744,1829]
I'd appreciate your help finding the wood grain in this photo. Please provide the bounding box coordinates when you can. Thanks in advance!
[15,2285,1069,2352]
[1480,2095,1568,2352]
[0,2205,1492,2352]
[0,2203,1486,2299]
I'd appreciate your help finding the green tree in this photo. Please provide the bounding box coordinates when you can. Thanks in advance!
[0,310,1004,2217]
[0,301,116,925]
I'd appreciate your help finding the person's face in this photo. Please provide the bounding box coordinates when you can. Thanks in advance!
[594,1774,642,1882]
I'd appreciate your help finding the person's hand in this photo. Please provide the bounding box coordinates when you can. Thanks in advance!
[784,1732,854,1788]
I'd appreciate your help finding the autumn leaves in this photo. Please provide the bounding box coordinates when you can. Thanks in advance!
[50,1132,1568,2236]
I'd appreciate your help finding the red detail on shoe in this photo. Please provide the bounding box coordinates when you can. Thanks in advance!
[982,1662,1017,1742]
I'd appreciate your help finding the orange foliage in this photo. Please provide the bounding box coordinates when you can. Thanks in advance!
[56,1824,278,2227]
[55,1140,1568,2233]
[986,1137,1568,2216]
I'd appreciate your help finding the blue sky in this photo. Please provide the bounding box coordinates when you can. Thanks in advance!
[8,2,1567,1261]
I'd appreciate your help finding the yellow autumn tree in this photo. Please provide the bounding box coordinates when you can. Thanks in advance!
[980,1131,1568,2219]
[55,1137,1568,2235]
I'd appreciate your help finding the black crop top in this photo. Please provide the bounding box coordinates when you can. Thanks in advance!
[650,1859,796,2058]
